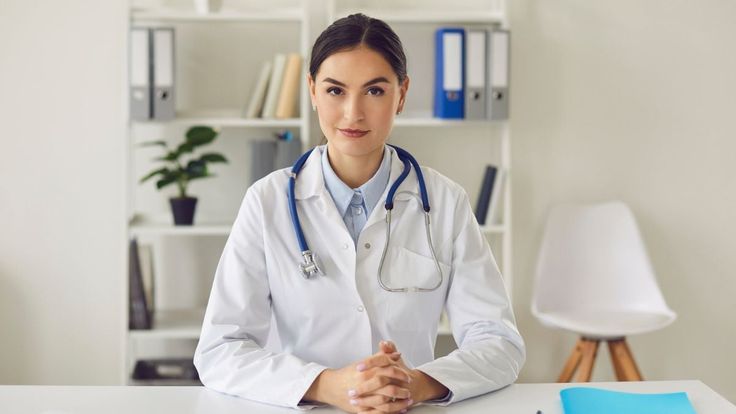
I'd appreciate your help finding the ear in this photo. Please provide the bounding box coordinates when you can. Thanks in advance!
[307,73,317,109]
[397,75,410,114]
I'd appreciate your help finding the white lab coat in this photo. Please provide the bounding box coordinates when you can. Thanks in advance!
[193,146,525,409]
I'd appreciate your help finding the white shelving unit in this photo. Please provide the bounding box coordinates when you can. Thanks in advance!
[124,0,511,384]
[124,0,311,385]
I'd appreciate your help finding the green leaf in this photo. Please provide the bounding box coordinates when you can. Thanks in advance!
[176,142,195,154]
[161,151,179,162]
[139,167,170,183]
[186,159,208,178]
[139,140,168,148]
[186,126,218,147]
[199,153,228,163]
[156,174,179,189]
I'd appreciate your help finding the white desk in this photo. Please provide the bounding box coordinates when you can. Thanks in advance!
[1,381,733,414]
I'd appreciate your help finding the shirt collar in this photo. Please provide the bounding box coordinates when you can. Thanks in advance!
[321,145,391,217]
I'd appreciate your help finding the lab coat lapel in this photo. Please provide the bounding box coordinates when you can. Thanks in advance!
[293,147,356,281]
[364,147,420,232]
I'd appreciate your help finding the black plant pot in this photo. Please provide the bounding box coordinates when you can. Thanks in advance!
[170,197,198,225]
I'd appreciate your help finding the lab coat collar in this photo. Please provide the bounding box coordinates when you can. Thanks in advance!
[293,145,419,203]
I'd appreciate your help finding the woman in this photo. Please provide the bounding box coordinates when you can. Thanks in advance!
[194,13,525,413]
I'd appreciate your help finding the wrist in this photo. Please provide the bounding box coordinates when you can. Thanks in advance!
[303,368,335,404]
[411,369,449,402]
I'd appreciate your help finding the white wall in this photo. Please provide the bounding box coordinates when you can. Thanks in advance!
[510,0,736,401]
[0,0,127,383]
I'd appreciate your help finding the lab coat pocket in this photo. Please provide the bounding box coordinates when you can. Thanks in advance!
[384,247,450,332]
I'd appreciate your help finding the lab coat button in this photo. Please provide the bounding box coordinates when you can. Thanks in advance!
[364,243,371,249]
[342,243,349,250]
[357,305,364,312]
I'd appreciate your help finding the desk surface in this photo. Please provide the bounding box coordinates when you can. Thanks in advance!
[1,381,733,414]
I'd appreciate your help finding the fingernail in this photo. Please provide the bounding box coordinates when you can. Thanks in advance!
[356,363,366,371]
[349,399,358,406]
[408,399,414,405]
[348,389,357,397]
[400,410,407,414]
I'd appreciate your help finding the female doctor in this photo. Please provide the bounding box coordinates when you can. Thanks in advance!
[194,13,525,414]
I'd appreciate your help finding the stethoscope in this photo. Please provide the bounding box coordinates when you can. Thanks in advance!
[287,144,444,292]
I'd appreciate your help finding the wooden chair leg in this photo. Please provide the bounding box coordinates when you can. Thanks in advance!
[557,338,585,382]
[574,338,599,382]
[607,339,627,381]
[613,338,643,381]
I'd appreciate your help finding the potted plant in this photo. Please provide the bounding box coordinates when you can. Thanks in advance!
[139,126,228,225]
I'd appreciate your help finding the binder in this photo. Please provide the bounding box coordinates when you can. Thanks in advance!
[465,29,487,120]
[434,28,465,119]
[488,29,510,120]
[129,28,151,121]
[249,140,276,185]
[152,28,175,120]
[129,238,152,330]
[475,164,498,225]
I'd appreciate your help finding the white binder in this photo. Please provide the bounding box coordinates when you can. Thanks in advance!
[465,29,487,120]
[152,28,175,120]
[488,29,510,120]
[129,28,151,121]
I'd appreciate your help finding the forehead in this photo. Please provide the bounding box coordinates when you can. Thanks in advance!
[317,46,396,83]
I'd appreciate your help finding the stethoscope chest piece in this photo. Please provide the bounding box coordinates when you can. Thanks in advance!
[299,250,324,279]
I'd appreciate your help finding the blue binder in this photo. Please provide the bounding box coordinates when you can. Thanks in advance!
[434,28,465,119]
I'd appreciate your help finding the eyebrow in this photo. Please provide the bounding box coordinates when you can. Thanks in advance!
[322,77,390,87]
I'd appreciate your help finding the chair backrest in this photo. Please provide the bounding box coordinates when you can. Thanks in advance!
[531,201,675,336]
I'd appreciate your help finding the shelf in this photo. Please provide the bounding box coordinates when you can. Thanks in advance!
[129,218,231,237]
[128,308,205,340]
[131,8,305,23]
[132,110,302,128]
[334,9,504,24]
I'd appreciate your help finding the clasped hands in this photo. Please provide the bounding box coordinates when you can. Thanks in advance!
[304,340,447,413]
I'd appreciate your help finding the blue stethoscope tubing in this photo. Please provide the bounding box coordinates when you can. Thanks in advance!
[287,144,444,292]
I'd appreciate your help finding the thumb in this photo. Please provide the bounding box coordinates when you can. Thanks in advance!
[379,340,397,354]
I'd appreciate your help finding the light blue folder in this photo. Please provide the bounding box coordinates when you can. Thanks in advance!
[560,387,697,414]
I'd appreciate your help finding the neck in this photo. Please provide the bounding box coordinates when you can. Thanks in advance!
[326,144,384,188]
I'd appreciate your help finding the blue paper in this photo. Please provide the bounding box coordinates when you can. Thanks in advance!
[560,387,697,414]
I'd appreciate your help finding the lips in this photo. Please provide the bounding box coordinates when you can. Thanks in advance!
[338,128,370,138]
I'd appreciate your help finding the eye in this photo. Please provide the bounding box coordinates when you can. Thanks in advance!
[366,87,385,96]
[326,87,343,96]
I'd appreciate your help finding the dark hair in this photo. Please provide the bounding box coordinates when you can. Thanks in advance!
[309,13,407,84]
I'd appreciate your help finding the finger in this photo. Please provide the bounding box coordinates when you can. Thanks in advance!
[379,340,397,354]
[357,352,402,372]
[353,367,411,396]
[373,397,414,413]
[349,385,411,407]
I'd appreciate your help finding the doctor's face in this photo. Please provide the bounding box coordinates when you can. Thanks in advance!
[308,45,409,163]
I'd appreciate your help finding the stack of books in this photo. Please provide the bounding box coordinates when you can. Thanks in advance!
[244,53,302,119]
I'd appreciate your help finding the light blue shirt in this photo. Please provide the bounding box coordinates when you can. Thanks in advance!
[321,145,391,246]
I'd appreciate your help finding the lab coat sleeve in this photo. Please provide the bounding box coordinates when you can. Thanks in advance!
[193,186,327,409]
[415,189,526,404]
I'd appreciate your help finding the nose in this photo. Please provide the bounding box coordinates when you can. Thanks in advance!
[342,95,365,123]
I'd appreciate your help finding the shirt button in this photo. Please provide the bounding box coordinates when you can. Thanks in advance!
[357,305,364,312]
[354,207,363,215]
[364,243,371,249]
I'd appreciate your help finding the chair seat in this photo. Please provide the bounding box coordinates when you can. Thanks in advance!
[533,309,677,338]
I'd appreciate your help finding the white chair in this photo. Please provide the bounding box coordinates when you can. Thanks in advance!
[532,201,676,382]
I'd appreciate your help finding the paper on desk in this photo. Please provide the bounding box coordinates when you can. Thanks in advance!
[560,387,697,414]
